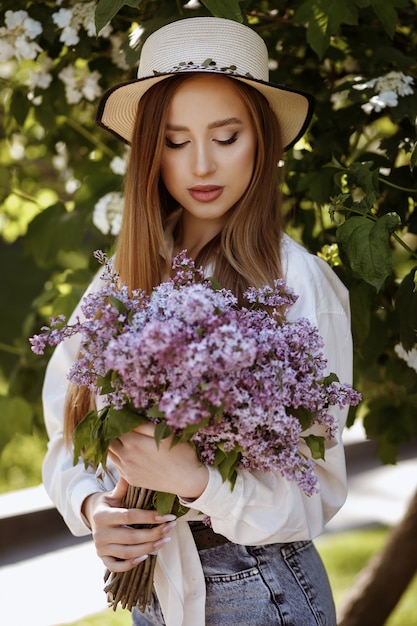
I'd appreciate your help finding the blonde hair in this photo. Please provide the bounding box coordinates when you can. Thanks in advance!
[64,73,284,441]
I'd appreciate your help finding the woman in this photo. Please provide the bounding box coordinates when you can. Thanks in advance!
[42,17,353,626]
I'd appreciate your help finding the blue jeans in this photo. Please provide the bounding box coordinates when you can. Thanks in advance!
[132,540,336,626]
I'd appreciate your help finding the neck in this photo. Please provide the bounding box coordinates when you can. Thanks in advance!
[173,212,225,259]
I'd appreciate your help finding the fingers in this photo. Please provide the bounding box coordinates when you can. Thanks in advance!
[133,422,157,437]
[97,519,177,572]
[110,476,129,501]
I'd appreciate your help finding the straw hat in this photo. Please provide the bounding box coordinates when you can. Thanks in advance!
[96,17,314,150]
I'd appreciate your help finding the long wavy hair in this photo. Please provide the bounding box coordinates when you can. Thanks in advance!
[64,73,284,441]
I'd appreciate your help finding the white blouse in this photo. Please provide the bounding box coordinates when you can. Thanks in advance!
[42,232,353,626]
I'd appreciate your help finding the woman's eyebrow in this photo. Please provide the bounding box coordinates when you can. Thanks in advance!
[166,117,243,132]
[208,117,243,129]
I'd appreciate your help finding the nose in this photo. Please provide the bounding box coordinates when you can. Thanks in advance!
[192,141,216,177]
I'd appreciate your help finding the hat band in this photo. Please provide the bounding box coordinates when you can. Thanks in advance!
[151,58,254,79]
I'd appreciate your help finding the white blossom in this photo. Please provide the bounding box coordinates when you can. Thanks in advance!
[109,35,129,70]
[63,26,80,46]
[375,71,414,97]
[5,10,28,29]
[0,10,42,61]
[330,89,350,110]
[395,344,417,374]
[93,192,124,235]
[83,71,102,101]
[353,71,415,114]
[26,56,54,95]
[52,142,69,172]
[5,10,42,38]
[352,77,377,91]
[15,35,40,60]
[52,2,112,46]
[362,92,398,114]
[110,155,128,176]
[0,38,15,61]
[58,65,102,104]
[52,8,73,29]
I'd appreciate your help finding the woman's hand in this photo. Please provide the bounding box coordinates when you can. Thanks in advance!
[82,478,177,572]
[108,422,209,500]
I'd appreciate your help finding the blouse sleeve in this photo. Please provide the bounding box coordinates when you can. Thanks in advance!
[179,240,353,544]
[41,271,117,537]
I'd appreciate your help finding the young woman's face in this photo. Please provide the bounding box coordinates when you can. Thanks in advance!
[161,74,257,231]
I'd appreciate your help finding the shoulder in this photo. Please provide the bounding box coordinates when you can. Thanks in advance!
[281,234,350,323]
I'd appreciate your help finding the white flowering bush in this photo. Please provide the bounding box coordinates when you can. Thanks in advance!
[352,71,415,114]
[0,0,416,488]
[0,10,42,61]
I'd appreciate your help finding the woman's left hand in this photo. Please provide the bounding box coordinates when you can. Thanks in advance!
[108,422,209,500]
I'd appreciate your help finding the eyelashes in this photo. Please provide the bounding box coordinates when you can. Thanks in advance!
[218,131,239,145]
[165,131,239,149]
[165,138,187,149]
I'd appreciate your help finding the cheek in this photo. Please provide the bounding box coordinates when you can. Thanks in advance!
[236,144,256,181]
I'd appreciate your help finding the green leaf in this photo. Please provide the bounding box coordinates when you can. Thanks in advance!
[322,372,340,385]
[95,0,142,33]
[103,406,147,441]
[200,0,243,22]
[346,162,380,208]
[337,213,401,291]
[147,404,165,419]
[291,406,315,431]
[213,445,241,486]
[154,491,177,516]
[108,296,128,315]
[154,421,172,446]
[10,89,30,127]
[368,0,399,38]
[294,0,358,58]
[151,492,189,517]
[395,266,417,350]
[25,203,85,268]
[304,434,325,460]
[96,371,116,394]
[180,416,211,441]
[349,281,375,348]
[73,409,105,468]
[73,406,147,469]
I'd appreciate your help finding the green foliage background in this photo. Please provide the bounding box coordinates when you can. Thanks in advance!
[0,0,416,491]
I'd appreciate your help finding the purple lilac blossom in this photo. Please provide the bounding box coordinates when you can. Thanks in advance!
[30,250,361,495]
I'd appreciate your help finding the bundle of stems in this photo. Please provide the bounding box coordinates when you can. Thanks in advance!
[104,484,158,612]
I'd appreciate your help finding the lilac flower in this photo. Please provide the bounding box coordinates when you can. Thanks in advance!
[31,251,361,495]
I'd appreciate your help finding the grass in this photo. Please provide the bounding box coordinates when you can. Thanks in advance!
[317,526,417,626]
[63,525,417,626]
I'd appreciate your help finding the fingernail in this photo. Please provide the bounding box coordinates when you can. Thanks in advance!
[153,536,171,550]
[162,520,177,535]
[132,554,148,566]
[155,514,177,522]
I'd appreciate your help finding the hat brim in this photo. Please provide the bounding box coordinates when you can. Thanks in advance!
[96,72,315,150]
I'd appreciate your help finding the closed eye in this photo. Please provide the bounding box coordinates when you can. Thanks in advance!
[216,131,239,146]
[165,138,188,149]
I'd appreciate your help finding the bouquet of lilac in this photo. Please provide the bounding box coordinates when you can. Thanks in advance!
[31,250,360,611]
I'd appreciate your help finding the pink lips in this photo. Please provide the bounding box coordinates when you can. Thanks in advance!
[188,185,224,203]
